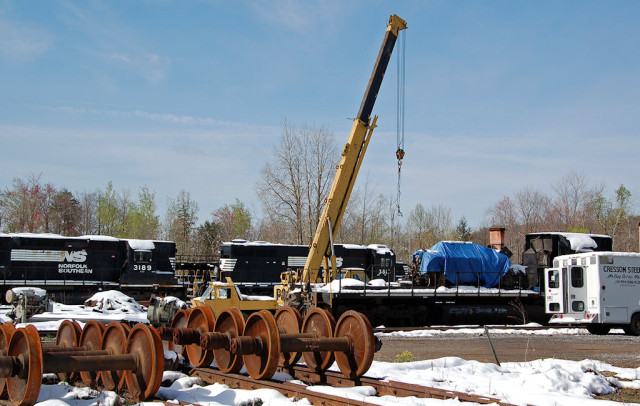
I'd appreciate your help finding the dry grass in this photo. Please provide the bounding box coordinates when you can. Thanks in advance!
[596,387,640,403]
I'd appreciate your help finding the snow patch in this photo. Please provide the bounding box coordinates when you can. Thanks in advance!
[125,239,155,250]
[84,290,147,313]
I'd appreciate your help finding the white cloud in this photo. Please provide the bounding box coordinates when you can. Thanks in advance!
[0,19,51,63]
[248,0,345,33]
[0,124,271,219]
[33,102,259,129]
[56,2,170,84]
[93,51,170,84]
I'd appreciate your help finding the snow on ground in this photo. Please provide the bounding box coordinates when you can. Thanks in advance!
[1,290,637,405]
[7,290,149,331]
[29,357,640,406]
[374,323,626,337]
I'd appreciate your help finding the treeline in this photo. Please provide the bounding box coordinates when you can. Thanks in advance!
[487,172,638,263]
[0,174,246,258]
[1,124,637,264]
[1,171,636,264]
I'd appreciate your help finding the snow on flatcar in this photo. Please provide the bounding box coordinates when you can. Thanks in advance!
[0,233,183,304]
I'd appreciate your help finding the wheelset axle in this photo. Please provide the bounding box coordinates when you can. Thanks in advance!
[0,322,164,406]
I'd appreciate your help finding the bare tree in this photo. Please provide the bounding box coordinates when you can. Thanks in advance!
[48,188,81,235]
[77,190,99,235]
[551,171,589,230]
[253,213,290,244]
[339,183,388,246]
[256,120,337,244]
[302,125,338,241]
[514,187,552,233]
[406,203,453,252]
[1,174,55,233]
[212,199,252,243]
[584,184,635,249]
[164,190,199,255]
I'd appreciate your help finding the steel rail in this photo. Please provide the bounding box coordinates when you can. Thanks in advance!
[375,325,585,333]
[190,367,378,406]
[276,365,514,406]
[191,366,517,406]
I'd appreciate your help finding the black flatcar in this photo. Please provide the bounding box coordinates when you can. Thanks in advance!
[218,240,396,295]
[0,233,183,304]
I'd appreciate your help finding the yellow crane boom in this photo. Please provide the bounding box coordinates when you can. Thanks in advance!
[301,15,407,296]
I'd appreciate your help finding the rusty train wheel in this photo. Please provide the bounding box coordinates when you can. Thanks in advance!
[168,308,192,357]
[99,322,129,391]
[242,310,280,380]
[7,326,42,406]
[213,308,244,374]
[334,311,375,379]
[185,306,215,367]
[55,320,81,348]
[275,306,302,367]
[302,308,336,374]
[54,320,82,382]
[0,323,16,398]
[79,321,105,387]
[123,324,164,402]
[0,323,16,353]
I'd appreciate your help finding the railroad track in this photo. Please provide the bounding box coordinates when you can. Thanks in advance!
[375,324,585,333]
[189,365,516,406]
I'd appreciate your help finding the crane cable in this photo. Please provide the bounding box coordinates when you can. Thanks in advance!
[395,30,406,217]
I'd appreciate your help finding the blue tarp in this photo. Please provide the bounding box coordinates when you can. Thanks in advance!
[412,242,511,288]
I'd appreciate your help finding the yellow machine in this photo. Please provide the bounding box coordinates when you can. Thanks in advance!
[190,15,407,319]
[280,15,407,313]
[192,277,278,317]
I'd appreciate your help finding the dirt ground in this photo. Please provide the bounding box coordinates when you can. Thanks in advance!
[375,332,640,368]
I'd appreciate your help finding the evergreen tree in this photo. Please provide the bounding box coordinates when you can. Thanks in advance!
[455,216,472,241]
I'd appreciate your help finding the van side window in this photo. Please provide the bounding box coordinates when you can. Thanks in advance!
[548,270,559,289]
[571,266,584,288]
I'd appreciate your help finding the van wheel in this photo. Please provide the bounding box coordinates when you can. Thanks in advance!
[586,325,610,335]
[624,314,640,336]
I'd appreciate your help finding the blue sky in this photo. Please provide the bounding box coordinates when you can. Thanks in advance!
[1,1,639,229]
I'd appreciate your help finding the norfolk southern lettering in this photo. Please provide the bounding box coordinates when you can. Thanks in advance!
[57,250,92,274]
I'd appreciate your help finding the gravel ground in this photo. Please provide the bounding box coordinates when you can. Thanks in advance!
[375,332,640,368]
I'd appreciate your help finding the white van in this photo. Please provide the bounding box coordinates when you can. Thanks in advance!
[545,252,640,335]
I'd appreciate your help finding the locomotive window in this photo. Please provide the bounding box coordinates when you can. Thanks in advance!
[134,250,152,263]
[217,289,231,299]
[570,267,584,288]
[547,270,559,289]
[549,302,560,312]
[572,301,584,312]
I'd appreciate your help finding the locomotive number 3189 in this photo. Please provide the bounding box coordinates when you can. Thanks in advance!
[134,264,152,271]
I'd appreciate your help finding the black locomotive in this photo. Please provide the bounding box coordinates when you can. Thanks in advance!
[0,233,183,304]
[218,240,397,295]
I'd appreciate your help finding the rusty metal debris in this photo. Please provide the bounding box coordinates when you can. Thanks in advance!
[158,306,378,381]
[0,321,164,406]
[0,306,515,406]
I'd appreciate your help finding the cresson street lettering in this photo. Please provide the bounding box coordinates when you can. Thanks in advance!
[604,266,640,273]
